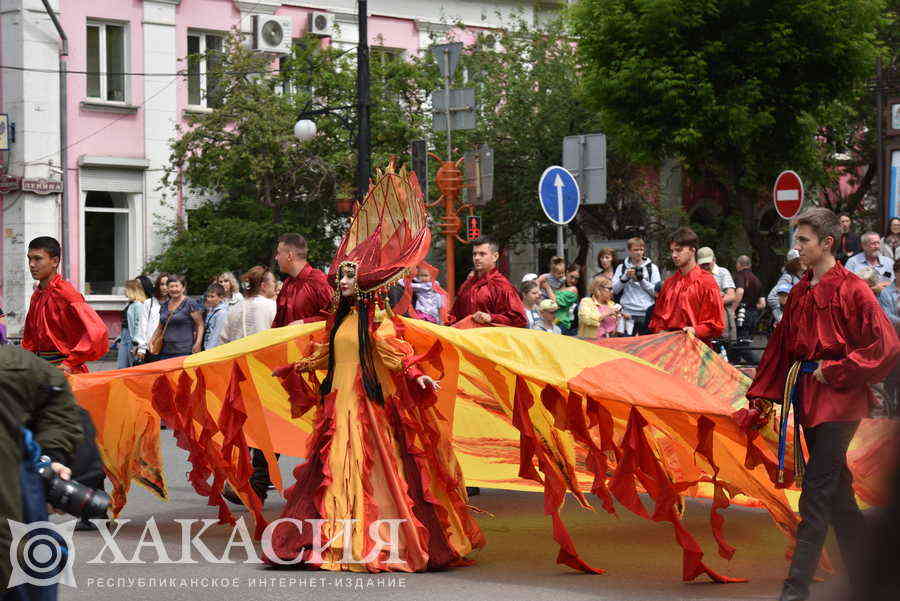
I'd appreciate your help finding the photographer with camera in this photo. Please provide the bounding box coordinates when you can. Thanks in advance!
[1,345,86,597]
[611,238,660,336]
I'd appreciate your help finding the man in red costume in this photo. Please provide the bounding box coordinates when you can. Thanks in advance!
[21,236,108,530]
[21,236,108,372]
[747,208,899,601]
[272,233,333,327]
[229,233,334,507]
[648,227,724,345]
[449,236,527,328]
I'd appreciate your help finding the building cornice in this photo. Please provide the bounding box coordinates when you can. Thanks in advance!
[414,19,451,34]
[142,0,181,6]
[78,156,151,169]
[233,0,279,14]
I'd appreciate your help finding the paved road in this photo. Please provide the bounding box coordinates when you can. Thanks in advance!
[57,362,849,601]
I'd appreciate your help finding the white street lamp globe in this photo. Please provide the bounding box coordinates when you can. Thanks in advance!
[293,119,317,141]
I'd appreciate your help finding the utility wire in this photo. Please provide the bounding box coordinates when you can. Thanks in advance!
[0,64,282,77]
[10,76,179,169]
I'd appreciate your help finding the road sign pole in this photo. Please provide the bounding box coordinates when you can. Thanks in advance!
[556,225,565,259]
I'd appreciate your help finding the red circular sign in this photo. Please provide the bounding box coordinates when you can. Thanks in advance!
[773,170,804,219]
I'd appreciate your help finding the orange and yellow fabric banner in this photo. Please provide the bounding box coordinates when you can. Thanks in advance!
[68,323,893,578]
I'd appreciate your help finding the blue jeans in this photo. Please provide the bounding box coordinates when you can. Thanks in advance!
[116,328,134,369]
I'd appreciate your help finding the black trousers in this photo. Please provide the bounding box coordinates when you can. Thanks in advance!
[249,448,278,497]
[784,420,864,598]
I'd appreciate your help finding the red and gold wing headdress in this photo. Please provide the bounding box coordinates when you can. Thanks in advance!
[329,161,431,295]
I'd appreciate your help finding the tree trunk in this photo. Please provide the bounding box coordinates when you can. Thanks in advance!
[737,188,782,290]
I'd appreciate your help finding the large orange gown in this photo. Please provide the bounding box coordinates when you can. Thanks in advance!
[267,309,485,571]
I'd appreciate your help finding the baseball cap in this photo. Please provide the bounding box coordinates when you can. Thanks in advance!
[696,247,715,265]
[538,298,558,312]
[521,273,538,283]
[786,249,800,261]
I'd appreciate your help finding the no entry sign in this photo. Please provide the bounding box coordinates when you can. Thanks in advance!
[773,170,804,219]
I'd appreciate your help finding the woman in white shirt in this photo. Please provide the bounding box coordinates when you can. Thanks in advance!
[135,273,169,363]
[218,271,245,311]
[219,266,278,344]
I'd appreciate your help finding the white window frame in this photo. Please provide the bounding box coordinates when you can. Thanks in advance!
[79,190,144,308]
[86,20,129,103]
[187,31,225,109]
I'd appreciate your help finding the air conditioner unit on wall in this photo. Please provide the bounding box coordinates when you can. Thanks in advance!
[252,15,293,54]
[308,12,334,37]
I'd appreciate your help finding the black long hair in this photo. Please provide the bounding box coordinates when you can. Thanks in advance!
[318,294,385,405]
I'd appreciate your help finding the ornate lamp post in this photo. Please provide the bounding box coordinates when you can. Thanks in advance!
[293,0,370,206]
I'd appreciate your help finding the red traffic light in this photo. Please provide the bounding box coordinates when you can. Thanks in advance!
[466,215,481,241]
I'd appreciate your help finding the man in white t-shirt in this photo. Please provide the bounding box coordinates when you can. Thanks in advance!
[697,247,735,341]
[611,237,660,335]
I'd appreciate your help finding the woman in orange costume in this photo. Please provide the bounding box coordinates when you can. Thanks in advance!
[266,166,484,571]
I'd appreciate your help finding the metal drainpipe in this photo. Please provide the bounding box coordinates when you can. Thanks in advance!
[41,0,69,279]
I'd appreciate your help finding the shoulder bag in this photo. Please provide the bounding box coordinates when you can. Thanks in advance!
[149,298,185,356]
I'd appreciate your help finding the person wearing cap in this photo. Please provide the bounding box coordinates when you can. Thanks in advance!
[648,227,724,345]
[697,247,736,341]
[767,250,805,324]
[531,298,561,334]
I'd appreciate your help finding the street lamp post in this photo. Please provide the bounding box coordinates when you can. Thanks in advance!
[355,0,370,203]
[294,0,370,206]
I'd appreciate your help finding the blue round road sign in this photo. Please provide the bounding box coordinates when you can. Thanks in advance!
[538,166,580,225]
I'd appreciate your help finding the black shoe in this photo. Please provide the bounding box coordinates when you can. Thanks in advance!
[779,540,821,601]
[75,518,98,532]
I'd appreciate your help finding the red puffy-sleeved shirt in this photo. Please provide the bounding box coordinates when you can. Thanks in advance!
[273,263,334,328]
[449,268,527,328]
[648,265,724,344]
[747,263,899,428]
[21,274,109,370]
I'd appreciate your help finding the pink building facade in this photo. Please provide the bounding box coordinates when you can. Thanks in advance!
[0,0,557,338]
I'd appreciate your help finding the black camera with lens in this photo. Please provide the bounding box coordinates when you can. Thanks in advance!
[735,304,747,328]
[633,265,644,281]
[37,462,110,520]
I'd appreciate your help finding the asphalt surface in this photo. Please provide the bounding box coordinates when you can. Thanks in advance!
[51,360,851,601]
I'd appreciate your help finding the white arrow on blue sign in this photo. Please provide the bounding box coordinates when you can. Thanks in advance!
[538,166,580,225]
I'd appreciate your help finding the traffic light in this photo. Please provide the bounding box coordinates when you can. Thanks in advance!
[466,215,481,241]
[410,140,427,198]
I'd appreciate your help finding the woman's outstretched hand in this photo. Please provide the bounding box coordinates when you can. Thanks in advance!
[416,375,441,391]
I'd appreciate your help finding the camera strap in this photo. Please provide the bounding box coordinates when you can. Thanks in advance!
[19,427,51,524]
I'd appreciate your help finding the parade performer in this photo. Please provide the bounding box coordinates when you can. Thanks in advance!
[267,165,485,571]
[448,237,527,328]
[273,233,334,327]
[21,236,109,529]
[649,227,724,345]
[747,208,899,601]
[21,236,108,373]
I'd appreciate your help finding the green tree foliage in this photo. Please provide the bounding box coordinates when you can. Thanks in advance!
[149,32,436,291]
[571,0,888,282]
[421,18,603,248]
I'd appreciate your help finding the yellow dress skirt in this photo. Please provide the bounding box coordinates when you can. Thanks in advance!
[267,310,484,572]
